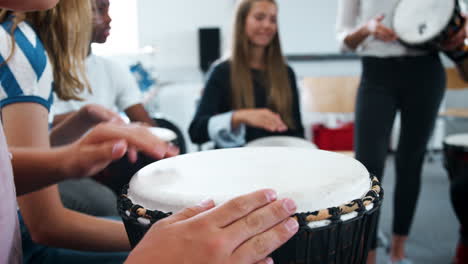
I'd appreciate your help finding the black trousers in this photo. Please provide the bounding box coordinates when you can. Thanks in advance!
[355,54,446,248]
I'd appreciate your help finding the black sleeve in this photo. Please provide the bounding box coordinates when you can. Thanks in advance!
[288,66,305,138]
[188,62,231,144]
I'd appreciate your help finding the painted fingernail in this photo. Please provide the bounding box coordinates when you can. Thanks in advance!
[285,218,299,233]
[112,141,126,156]
[283,199,296,213]
[265,190,277,202]
[265,257,274,264]
[197,199,214,209]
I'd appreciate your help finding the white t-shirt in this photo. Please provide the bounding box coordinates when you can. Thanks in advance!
[53,54,142,114]
[336,0,426,57]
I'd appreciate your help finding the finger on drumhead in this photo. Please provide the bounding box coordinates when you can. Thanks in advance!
[231,218,299,264]
[161,199,215,225]
[225,198,297,246]
[206,189,277,227]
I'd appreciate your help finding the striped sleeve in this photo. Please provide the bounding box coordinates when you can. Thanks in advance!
[0,21,54,111]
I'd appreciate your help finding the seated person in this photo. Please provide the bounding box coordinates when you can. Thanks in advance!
[52,0,159,217]
[0,1,298,264]
[188,0,304,148]
[52,0,155,127]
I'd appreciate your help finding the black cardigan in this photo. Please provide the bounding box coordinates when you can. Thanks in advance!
[188,60,304,146]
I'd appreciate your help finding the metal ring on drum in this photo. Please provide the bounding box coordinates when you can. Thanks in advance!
[245,136,318,149]
[118,147,383,264]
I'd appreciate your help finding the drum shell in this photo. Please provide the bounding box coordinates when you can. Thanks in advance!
[118,185,382,264]
[443,142,468,181]
[394,0,465,51]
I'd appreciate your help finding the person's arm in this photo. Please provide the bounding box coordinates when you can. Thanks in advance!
[4,103,176,250]
[3,103,130,251]
[51,111,74,127]
[126,189,299,263]
[124,103,156,126]
[50,104,124,146]
[336,0,397,51]
[188,63,234,144]
[13,121,175,195]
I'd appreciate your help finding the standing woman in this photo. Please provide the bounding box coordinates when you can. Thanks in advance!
[336,0,466,263]
[189,0,304,148]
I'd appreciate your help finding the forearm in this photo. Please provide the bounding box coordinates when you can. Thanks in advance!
[50,111,95,146]
[47,208,130,252]
[124,104,155,126]
[231,110,245,130]
[343,24,371,50]
[20,188,130,251]
[11,146,70,195]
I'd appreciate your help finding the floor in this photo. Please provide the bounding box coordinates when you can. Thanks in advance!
[375,153,459,264]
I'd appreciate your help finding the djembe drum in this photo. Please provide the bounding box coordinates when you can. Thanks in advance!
[119,147,383,264]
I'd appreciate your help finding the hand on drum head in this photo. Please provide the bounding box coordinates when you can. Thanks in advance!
[442,14,468,51]
[62,122,179,179]
[126,189,299,264]
[233,108,288,133]
[366,14,398,42]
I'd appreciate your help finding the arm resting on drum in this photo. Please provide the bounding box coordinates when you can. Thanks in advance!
[209,111,246,148]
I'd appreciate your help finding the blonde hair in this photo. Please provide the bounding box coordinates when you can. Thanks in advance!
[0,0,92,101]
[230,0,295,129]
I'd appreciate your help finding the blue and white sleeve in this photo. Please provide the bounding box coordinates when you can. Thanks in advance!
[208,111,246,148]
[0,22,54,112]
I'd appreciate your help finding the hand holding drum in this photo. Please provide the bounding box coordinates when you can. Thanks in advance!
[365,14,398,42]
[126,189,299,264]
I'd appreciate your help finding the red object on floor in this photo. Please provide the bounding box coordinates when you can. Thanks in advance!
[455,242,468,264]
[312,122,354,151]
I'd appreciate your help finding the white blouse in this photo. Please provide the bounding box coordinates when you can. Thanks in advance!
[336,0,426,57]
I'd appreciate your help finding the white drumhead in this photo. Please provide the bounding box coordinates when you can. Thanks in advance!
[444,133,468,147]
[148,127,177,142]
[394,0,455,44]
[128,147,371,213]
[245,136,318,149]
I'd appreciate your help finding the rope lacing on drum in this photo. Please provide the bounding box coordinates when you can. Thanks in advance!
[299,174,382,224]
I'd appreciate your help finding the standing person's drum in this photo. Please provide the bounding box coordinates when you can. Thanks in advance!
[393,0,465,51]
[118,148,383,263]
[245,136,318,149]
[443,133,468,180]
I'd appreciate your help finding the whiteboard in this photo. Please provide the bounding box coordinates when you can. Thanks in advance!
[277,0,340,55]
